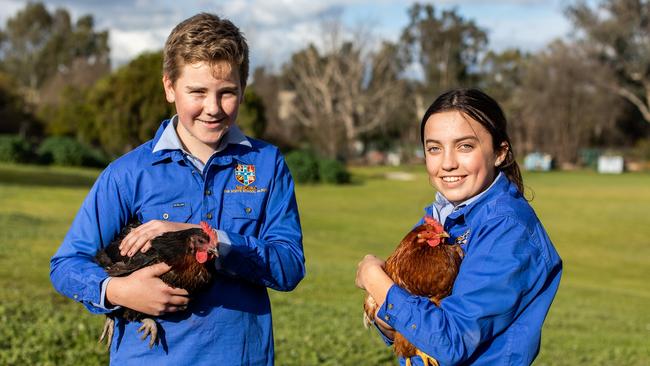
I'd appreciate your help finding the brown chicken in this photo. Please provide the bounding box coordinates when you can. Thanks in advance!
[95,221,218,349]
[364,216,463,365]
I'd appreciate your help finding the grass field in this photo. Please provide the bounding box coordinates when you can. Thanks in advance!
[0,163,648,365]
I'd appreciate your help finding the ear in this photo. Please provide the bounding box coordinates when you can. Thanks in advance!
[162,74,176,103]
[495,141,509,167]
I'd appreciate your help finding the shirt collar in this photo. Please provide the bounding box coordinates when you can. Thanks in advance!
[432,171,505,223]
[152,115,252,154]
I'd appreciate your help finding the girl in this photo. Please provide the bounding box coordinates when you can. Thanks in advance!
[356,88,562,365]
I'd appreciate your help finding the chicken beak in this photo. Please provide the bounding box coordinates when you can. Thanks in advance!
[439,232,450,238]
[207,247,219,257]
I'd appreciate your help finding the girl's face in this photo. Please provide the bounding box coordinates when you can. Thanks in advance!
[423,110,507,205]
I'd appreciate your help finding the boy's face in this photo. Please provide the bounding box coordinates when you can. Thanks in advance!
[423,111,507,205]
[163,61,243,152]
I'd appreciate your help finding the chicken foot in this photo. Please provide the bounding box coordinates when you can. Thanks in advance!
[137,318,159,349]
[98,316,114,349]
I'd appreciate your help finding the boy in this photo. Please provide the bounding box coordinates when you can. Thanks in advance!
[50,13,305,365]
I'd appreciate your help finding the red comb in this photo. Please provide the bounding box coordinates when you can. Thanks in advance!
[200,221,218,245]
[424,216,444,232]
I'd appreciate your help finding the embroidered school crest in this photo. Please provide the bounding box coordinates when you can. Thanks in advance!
[235,164,256,186]
[455,229,471,246]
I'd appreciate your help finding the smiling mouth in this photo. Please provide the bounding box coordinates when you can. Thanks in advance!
[441,176,464,183]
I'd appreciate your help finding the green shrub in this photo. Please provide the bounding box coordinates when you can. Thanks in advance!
[631,138,650,161]
[0,135,32,163]
[318,158,351,184]
[285,150,351,184]
[37,136,107,167]
[285,149,320,184]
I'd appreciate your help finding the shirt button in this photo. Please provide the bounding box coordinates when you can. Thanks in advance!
[162,213,169,220]
[411,324,417,330]
[245,207,252,214]
[206,213,213,219]
[384,315,390,321]
[73,294,78,299]
[387,303,393,310]
[205,190,211,196]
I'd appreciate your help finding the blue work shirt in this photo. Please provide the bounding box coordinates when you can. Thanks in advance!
[50,119,305,365]
[377,173,562,365]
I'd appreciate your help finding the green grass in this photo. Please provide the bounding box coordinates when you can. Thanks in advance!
[0,163,648,365]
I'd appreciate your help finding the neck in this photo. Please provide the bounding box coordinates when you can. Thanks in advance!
[175,123,219,164]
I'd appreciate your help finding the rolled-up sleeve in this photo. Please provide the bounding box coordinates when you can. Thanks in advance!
[50,166,129,314]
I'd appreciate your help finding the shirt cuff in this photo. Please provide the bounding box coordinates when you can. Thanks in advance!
[373,321,394,346]
[213,229,233,272]
[93,277,121,311]
[376,284,413,329]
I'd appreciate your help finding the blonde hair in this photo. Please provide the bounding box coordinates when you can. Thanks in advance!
[163,13,249,87]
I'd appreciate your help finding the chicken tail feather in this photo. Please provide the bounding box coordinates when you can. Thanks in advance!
[363,294,378,328]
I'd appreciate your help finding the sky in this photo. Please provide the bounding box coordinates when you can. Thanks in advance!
[0,0,578,71]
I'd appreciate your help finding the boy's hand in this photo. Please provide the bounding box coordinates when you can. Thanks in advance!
[106,263,190,316]
[119,220,200,257]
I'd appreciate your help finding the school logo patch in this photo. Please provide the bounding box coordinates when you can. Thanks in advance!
[455,229,471,246]
[235,164,256,186]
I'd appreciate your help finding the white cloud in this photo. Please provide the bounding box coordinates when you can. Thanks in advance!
[0,0,572,70]
[109,28,169,67]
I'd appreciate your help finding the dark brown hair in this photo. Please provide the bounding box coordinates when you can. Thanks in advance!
[163,13,249,88]
[420,88,524,194]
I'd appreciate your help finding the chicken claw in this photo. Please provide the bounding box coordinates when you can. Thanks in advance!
[137,318,159,349]
[99,316,115,349]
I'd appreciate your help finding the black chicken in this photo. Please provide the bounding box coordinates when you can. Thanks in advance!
[95,220,218,349]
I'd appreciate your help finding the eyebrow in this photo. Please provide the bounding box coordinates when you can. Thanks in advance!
[425,135,479,144]
[185,85,239,92]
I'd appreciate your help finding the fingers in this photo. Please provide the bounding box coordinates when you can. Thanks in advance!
[356,254,387,290]
[157,293,190,314]
[119,220,198,256]
[119,221,161,256]
[146,262,172,276]
[167,286,189,297]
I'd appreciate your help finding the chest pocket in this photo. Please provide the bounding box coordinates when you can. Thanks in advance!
[139,203,192,223]
[221,198,264,234]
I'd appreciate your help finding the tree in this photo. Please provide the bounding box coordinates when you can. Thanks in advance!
[250,67,294,149]
[237,88,266,139]
[282,21,406,159]
[566,0,650,124]
[400,3,488,113]
[0,72,38,135]
[88,51,173,155]
[518,40,622,164]
[479,49,531,155]
[38,85,96,142]
[0,2,109,103]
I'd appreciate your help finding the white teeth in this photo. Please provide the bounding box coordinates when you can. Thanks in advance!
[442,176,461,183]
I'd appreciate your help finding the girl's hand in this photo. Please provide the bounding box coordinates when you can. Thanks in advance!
[106,263,190,315]
[119,220,199,257]
[355,254,386,290]
[356,254,395,326]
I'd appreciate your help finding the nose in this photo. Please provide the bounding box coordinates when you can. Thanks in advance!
[204,94,221,116]
[441,150,458,171]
